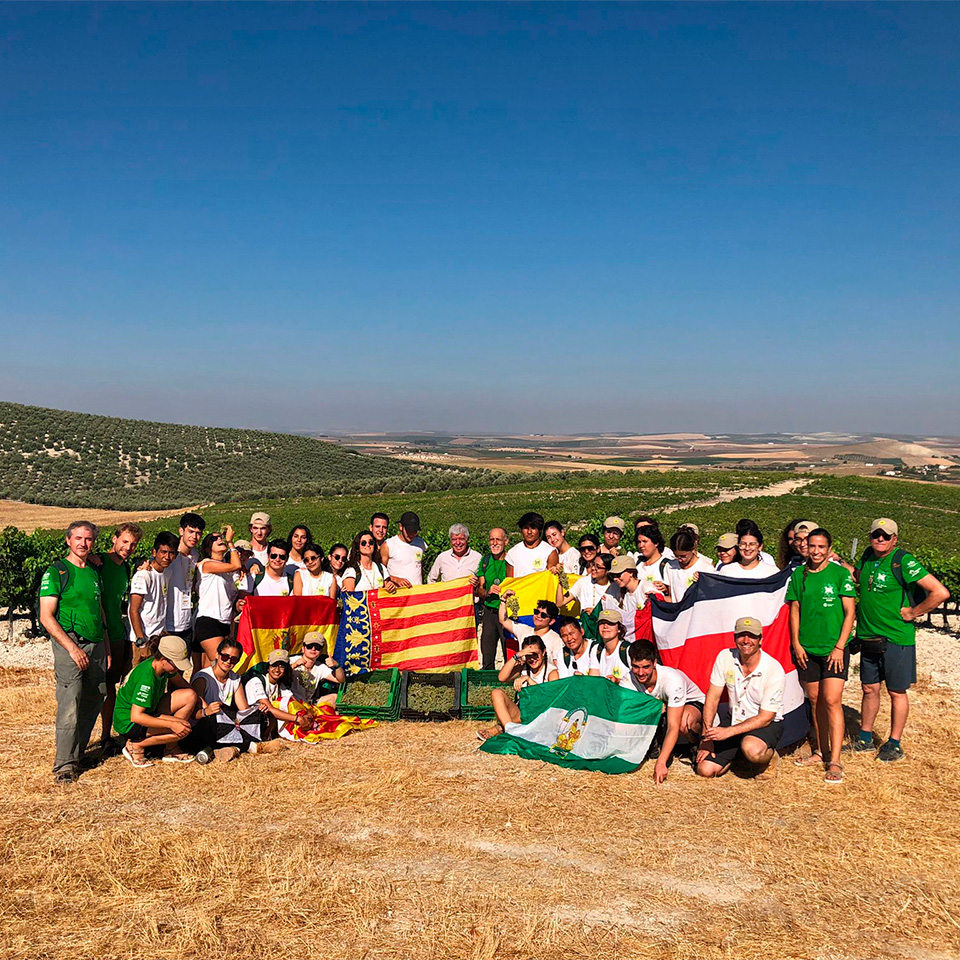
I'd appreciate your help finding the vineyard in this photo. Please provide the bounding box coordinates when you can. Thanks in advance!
[0,402,528,510]
[2,471,958,630]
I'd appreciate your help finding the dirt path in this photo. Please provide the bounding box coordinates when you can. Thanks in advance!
[0,499,207,533]
[661,477,814,514]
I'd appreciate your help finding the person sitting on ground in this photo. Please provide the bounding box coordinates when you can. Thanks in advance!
[545,521,581,575]
[594,609,632,685]
[576,534,601,574]
[428,523,482,584]
[128,532,179,668]
[551,616,600,678]
[610,555,645,644]
[599,516,626,556]
[381,511,427,587]
[634,523,669,599]
[190,637,254,763]
[477,637,557,741]
[245,650,314,742]
[253,539,295,596]
[718,522,780,579]
[714,532,739,570]
[558,552,621,622]
[112,635,199,768]
[293,543,338,599]
[505,512,559,578]
[342,531,397,593]
[497,590,563,664]
[625,639,704,784]
[285,524,313,575]
[696,617,785,779]
[787,527,856,783]
[476,528,509,670]
[195,527,244,669]
[291,632,345,705]
[661,528,715,602]
[846,517,950,762]
[248,512,272,568]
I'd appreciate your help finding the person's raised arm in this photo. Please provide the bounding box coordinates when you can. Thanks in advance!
[546,549,559,570]
[497,655,521,683]
[497,592,517,634]
[199,552,242,575]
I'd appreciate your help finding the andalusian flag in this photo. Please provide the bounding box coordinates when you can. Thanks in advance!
[235,596,339,674]
[480,675,663,774]
[335,577,479,675]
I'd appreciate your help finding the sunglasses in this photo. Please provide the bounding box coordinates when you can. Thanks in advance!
[303,555,321,563]
[533,609,550,618]
[269,552,287,560]
[304,643,324,651]
[717,546,736,552]
[870,531,893,541]
[219,653,240,665]
[360,539,375,546]
[579,545,598,552]
[331,554,347,562]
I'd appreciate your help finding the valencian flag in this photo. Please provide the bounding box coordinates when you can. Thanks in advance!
[335,577,479,675]
[650,568,808,747]
[480,675,663,774]
[235,596,339,674]
[498,571,581,654]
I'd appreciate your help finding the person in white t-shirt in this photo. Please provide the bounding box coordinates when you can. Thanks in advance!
[128,532,179,656]
[594,609,632,685]
[718,522,780,580]
[626,639,704,783]
[476,636,557,741]
[575,534,601,575]
[293,543,338,599]
[326,543,349,590]
[290,632,345,706]
[497,593,563,665]
[245,649,312,742]
[544,521,581,576]
[505,512,559,578]
[714,532,739,570]
[285,524,312,576]
[630,516,675,563]
[551,617,600,678]
[248,512,273,569]
[609,555,645,643]
[381,512,427,587]
[190,637,255,763]
[662,528,716,602]
[634,523,670,601]
[194,527,244,669]
[163,511,205,644]
[696,617,786,779]
[342,531,397,593]
[735,518,778,567]
[253,540,295,596]
[558,553,620,615]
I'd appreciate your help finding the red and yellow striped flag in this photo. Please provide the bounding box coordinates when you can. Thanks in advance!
[235,596,339,674]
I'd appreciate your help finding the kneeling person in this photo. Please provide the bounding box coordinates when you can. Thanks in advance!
[696,617,785,779]
[113,635,199,767]
[552,617,599,678]
[626,639,703,783]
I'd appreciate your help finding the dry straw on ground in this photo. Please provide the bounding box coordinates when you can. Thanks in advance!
[2,663,959,960]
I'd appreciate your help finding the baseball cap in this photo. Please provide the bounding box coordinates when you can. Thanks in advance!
[302,631,326,648]
[233,539,252,551]
[716,533,738,549]
[157,634,192,673]
[399,511,421,533]
[870,517,898,536]
[268,649,290,665]
[733,616,762,638]
[609,555,639,576]
[597,609,623,625]
[250,512,271,526]
[793,521,818,535]
[679,522,700,537]
[603,516,626,532]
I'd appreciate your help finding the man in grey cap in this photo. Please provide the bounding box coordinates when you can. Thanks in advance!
[381,511,427,587]
[848,518,949,761]
[697,616,786,779]
[249,512,272,568]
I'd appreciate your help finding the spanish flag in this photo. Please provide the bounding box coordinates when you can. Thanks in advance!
[335,577,479,674]
[235,596,339,674]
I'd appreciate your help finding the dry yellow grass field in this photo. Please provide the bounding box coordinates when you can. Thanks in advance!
[2,666,959,960]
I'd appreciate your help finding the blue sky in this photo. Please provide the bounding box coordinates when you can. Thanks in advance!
[1,3,957,436]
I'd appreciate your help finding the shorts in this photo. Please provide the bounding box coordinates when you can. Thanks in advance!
[797,648,850,683]
[702,720,784,769]
[858,639,916,691]
[193,617,231,650]
[121,722,150,744]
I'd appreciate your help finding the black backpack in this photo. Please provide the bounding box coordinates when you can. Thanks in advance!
[860,547,927,606]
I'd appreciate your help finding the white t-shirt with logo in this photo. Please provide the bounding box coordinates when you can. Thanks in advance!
[552,645,600,679]
[709,648,786,723]
[619,583,646,644]
[385,535,426,586]
[637,556,669,601]
[163,550,198,632]
[298,568,336,597]
[511,622,563,668]
[342,564,387,592]
[505,541,555,578]
[597,642,631,685]
[569,576,621,613]
[663,555,715,602]
[627,663,704,706]
[194,666,242,709]
[558,546,581,575]
[197,560,240,624]
[717,561,780,580]
[254,571,292,597]
[129,567,169,642]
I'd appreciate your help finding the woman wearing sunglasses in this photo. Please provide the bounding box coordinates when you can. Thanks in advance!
[341,532,397,593]
[477,637,557,741]
[326,543,349,590]
[575,534,601,575]
[293,543,338,600]
[190,637,250,763]
[558,552,620,616]
[291,632,345,706]
[194,527,245,670]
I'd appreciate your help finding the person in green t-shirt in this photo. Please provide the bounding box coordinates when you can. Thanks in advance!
[113,635,199,768]
[38,520,110,783]
[847,517,950,762]
[91,522,143,756]
[476,528,509,669]
[786,528,856,783]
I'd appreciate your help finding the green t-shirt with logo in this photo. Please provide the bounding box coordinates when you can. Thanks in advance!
[113,658,168,734]
[477,554,508,610]
[856,549,929,647]
[785,563,857,656]
[96,553,130,647]
[38,560,105,644]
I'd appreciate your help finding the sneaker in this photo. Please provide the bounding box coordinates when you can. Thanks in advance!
[195,746,215,765]
[876,740,905,763]
[54,767,78,784]
[850,737,876,753]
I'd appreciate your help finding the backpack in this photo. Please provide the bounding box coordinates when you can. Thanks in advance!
[591,639,630,670]
[860,547,927,606]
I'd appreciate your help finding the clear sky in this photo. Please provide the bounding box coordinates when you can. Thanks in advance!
[2,3,958,436]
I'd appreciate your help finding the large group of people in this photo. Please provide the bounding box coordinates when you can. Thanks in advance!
[39,505,949,785]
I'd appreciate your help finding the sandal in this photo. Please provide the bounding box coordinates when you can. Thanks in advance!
[162,751,195,764]
[122,746,154,769]
[794,751,823,767]
[824,762,844,784]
